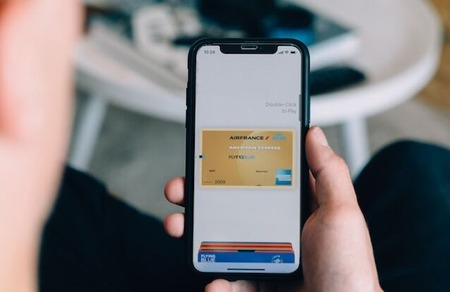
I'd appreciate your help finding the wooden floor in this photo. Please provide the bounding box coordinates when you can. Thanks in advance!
[420,0,450,113]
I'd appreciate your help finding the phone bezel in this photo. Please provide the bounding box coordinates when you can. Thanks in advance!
[185,38,310,280]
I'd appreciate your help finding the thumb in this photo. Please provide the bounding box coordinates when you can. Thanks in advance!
[305,127,357,208]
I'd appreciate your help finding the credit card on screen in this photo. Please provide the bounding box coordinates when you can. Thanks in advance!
[200,129,295,188]
[198,242,295,264]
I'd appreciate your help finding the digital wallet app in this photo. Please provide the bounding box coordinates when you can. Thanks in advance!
[193,45,303,273]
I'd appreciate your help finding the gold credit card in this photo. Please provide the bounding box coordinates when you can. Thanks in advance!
[200,129,295,187]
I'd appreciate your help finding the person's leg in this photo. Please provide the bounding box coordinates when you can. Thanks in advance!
[39,167,205,292]
[355,141,450,291]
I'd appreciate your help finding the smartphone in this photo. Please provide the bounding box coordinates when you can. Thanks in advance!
[185,39,310,279]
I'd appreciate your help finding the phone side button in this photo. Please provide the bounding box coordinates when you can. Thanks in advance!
[185,87,188,128]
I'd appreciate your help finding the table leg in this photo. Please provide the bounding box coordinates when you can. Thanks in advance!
[340,118,370,177]
[69,94,108,170]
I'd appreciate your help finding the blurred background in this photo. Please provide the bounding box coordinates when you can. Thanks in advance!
[71,0,450,220]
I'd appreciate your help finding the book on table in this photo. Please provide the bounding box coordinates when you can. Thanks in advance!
[82,3,360,93]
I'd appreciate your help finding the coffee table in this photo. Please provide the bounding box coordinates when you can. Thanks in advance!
[72,0,442,174]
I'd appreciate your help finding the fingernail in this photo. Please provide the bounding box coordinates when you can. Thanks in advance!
[313,127,329,147]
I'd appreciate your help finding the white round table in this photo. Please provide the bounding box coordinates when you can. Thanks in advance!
[301,0,442,173]
[72,0,442,174]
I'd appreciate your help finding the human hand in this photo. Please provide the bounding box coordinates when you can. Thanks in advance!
[0,1,81,291]
[300,126,381,291]
[164,127,382,291]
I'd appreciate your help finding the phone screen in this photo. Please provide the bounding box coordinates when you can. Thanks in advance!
[188,41,307,275]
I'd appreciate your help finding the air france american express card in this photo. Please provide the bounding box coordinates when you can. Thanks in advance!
[200,130,295,187]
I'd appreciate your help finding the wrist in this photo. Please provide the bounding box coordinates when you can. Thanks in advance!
[0,219,42,292]
[303,269,383,292]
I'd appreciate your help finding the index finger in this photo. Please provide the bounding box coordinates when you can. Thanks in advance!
[164,177,185,207]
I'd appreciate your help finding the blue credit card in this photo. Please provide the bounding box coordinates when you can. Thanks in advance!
[198,242,295,264]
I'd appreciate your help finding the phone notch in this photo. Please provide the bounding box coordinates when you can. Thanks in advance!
[240,45,258,51]
[220,44,277,54]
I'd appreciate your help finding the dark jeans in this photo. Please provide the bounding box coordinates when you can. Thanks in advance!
[39,141,450,291]
[355,141,450,290]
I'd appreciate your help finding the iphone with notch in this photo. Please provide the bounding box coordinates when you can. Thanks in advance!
[185,39,310,279]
